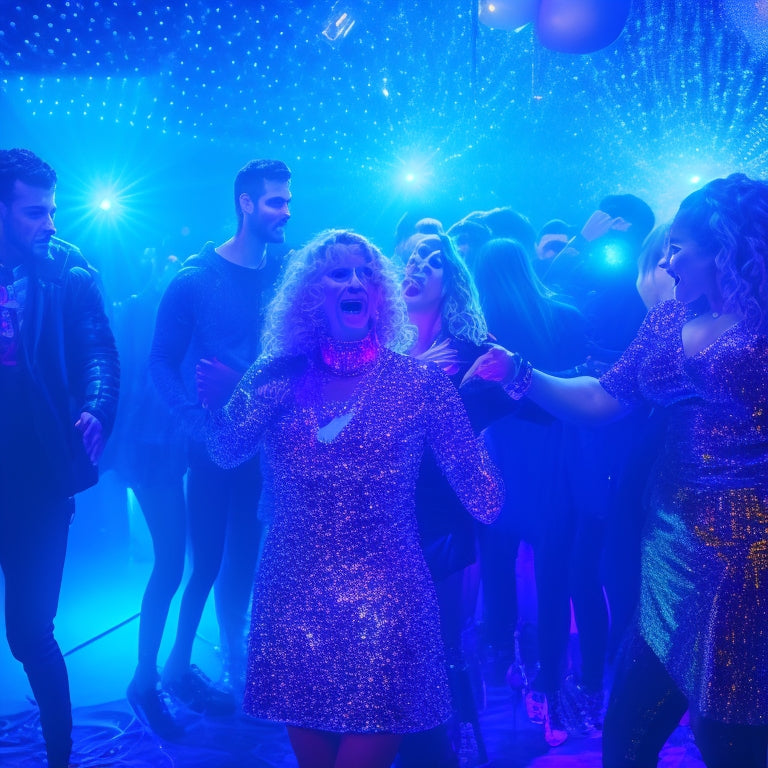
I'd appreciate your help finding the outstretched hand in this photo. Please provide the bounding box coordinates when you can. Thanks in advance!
[75,411,104,465]
[460,344,517,387]
[196,357,243,410]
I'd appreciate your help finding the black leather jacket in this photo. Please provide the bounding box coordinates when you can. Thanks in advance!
[18,239,120,497]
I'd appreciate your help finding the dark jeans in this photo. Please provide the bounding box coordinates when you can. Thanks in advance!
[163,440,262,681]
[0,494,74,768]
[131,477,186,689]
[604,627,768,768]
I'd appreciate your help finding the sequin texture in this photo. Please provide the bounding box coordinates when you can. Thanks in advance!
[600,300,768,725]
[207,349,503,732]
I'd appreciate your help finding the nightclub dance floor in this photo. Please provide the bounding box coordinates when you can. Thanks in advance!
[0,477,707,768]
[0,688,706,768]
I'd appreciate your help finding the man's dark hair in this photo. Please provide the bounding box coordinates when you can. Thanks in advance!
[0,148,57,205]
[447,219,492,246]
[537,218,575,240]
[234,159,291,227]
[414,217,443,235]
[464,207,536,256]
[599,194,655,246]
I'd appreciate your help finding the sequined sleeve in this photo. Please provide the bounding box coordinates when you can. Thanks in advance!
[422,363,504,523]
[599,302,667,406]
[206,358,294,469]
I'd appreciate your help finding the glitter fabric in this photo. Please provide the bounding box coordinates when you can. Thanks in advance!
[318,329,379,376]
[600,299,768,725]
[207,348,503,732]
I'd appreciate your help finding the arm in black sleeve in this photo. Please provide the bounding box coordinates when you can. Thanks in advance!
[149,270,206,437]
[66,266,120,435]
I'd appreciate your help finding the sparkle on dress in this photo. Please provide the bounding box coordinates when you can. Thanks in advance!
[207,348,503,732]
[600,299,768,725]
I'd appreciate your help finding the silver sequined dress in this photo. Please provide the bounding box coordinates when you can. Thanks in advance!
[600,300,768,725]
[207,348,503,732]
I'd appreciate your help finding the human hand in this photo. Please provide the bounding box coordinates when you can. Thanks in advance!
[196,357,243,410]
[460,344,518,386]
[581,210,625,242]
[75,411,104,465]
[416,338,461,375]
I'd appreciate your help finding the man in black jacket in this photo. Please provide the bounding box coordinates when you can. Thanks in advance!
[0,148,120,768]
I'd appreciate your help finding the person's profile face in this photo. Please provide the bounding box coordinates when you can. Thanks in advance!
[0,181,57,264]
[402,236,446,313]
[246,179,291,244]
[661,220,717,306]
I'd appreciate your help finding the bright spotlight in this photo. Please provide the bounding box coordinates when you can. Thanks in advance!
[393,152,437,195]
[597,241,632,269]
[92,187,121,215]
[690,175,701,184]
[68,166,153,250]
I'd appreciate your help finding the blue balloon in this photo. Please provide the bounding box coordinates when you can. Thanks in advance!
[722,0,768,58]
[537,0,632,54]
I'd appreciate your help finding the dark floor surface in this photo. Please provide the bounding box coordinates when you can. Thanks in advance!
[0,685,706,768]
[0,476,707,767]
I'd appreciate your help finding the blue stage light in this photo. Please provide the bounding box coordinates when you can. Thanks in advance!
[603,243,624,267]
[393,152,437,195]
[594,240,632,270]
[92,187,122,217]
[62,167,157,255]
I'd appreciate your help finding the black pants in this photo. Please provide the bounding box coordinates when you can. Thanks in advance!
[603,627,768,768]
[163,440,262,681]
[0,494,74,768]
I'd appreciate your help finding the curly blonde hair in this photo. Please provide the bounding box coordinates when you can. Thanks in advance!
[260,229,415,360]
[439,234,488,345]
[675,173,768,333]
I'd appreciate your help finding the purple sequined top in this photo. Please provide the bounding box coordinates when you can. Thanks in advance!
[207,348,503,732]
[600,299,768,725]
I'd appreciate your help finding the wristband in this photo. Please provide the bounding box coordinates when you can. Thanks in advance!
[502,354,533,400]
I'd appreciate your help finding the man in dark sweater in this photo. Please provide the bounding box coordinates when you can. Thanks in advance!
[0,148,120,768]
[127,160,291,734]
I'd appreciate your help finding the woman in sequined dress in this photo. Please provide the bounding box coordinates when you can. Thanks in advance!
[205,230,503,768]
[464,174,768,768]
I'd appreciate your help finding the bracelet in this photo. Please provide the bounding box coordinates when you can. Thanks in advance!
[502,354,533,400]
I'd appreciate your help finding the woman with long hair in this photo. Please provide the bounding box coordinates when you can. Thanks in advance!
[466,175,768,767]
[399,232,513,766]
[472,237,588,745]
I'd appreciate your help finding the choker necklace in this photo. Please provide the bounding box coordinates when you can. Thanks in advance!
[318,329,379,377]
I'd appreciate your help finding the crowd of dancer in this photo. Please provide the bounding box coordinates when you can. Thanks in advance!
[1,147,766,768]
